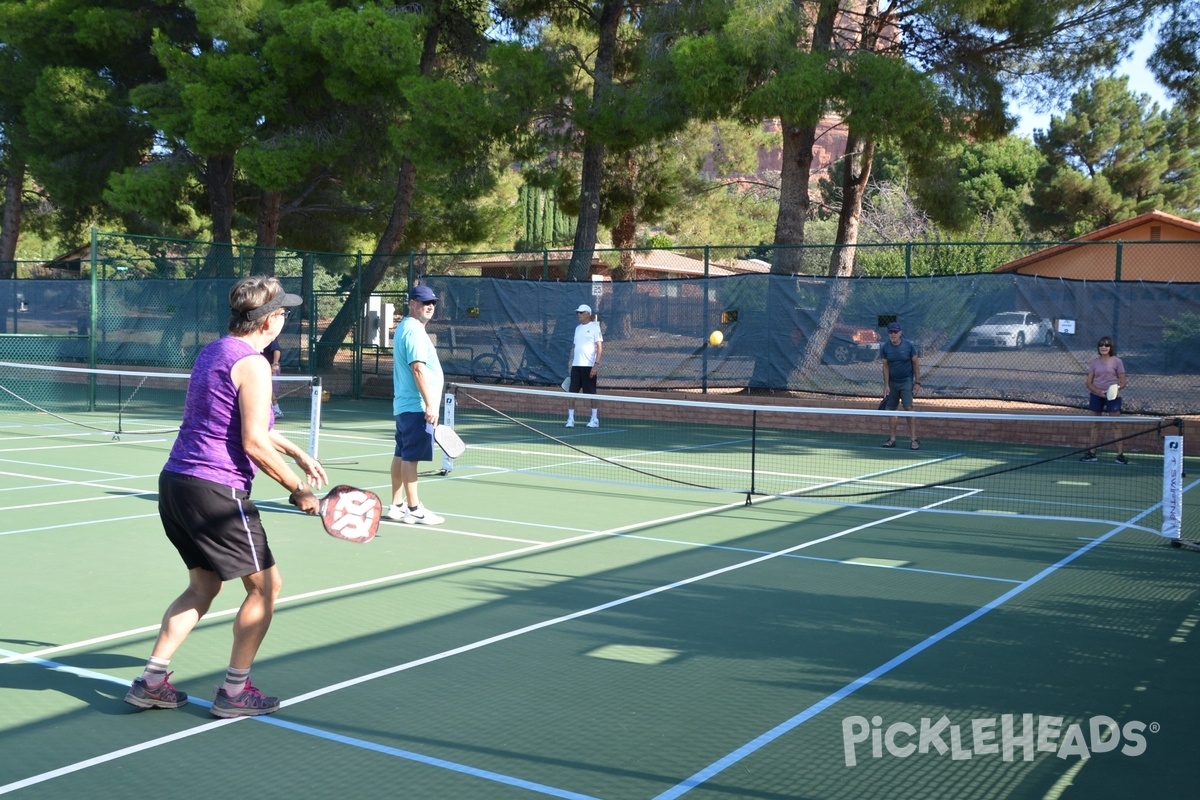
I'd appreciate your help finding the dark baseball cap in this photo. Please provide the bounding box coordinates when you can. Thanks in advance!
[887,322,902,332]
[409,285,438,303]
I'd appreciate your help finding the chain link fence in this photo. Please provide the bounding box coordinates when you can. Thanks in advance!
[2,234,1198,415]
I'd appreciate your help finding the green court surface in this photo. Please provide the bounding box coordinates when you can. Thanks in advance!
[2,397,1199,799]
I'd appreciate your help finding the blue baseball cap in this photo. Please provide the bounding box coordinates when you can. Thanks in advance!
[887,322,902,332]
[409,285,437,303]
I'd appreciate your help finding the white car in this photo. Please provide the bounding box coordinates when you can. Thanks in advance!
[966,312,1055,349]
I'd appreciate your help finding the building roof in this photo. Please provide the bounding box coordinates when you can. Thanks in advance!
[457,248,769,278]
[995,210,1200,274]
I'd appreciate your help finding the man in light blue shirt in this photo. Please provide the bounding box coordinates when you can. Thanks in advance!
[388,284,445,524]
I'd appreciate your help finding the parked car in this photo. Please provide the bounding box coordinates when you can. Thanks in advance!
[794,323,882,364]
[966,312,1055,349]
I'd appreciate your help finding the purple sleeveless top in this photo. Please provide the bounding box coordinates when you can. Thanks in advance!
[164,336,267,491]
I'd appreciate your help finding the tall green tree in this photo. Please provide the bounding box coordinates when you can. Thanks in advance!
[1150,2,1200,112]
[0,0,194,249]
[1027,76,1200,237]
[496,1,693,282]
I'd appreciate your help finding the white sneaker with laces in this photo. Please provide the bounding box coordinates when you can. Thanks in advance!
[587,418,599,428]
[565,419,575,428]
[385,504,411,522]
[272,404,283,417]
[404,504,444,525]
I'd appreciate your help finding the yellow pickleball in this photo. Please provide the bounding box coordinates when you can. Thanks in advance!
[708,330,723,346]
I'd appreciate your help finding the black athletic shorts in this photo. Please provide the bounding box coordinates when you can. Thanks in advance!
[158,470,275,581]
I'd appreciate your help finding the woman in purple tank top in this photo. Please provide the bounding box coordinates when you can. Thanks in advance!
[125,276,328,719]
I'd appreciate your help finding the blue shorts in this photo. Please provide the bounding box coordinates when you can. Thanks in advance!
[1089,393,1122,414]
[394,411,434,462]
[884,377,914,411]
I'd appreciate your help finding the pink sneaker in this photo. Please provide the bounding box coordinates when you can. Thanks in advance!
[210,681,280,718]
[124,673,188,709]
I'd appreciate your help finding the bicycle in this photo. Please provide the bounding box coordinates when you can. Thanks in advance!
[470,327,561,385]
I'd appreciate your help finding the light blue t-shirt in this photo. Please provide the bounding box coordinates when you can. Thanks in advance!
[392,316,443,415]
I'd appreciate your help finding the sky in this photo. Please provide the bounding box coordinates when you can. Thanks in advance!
[1013,22,1173,138]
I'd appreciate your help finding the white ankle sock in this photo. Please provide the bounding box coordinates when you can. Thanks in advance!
[142,656,170,687]
[222,666,251,697]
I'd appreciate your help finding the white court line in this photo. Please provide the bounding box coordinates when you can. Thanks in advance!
[0,470,155,507]
[1,512,162,537]
[1,492,951,794]
[0,494,757,667]
[0,459,149,479]
[0,439,168,453]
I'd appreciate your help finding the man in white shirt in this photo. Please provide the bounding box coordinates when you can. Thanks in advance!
[566,304,603,428]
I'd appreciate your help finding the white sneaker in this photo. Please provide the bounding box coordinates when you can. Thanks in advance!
[565,419,575,428]
[403,504,444,525]
[272,404,283,417]
[385,504,411,522]
[587,418,599,428]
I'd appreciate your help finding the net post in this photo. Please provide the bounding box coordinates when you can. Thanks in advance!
[746,409,757,505]
[1161,424,1184,540]
[441,387,457,475]
[308,376,322,458]
[114,373,123,440]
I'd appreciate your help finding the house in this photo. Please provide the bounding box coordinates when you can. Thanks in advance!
[995,211,1200,281]
[454,248,770,282]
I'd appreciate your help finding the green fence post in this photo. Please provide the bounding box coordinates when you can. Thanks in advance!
[702,245,710,394]
[89,227,98,409]
[1113,241,1123,342]
[353,252,363,400]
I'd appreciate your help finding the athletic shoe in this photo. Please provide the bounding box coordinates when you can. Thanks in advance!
[385,503,411,522]
[1079,451,1098,463]
[403,504,444,525]
[210,681,280,718]
[1115,454,1129,465]
[565,419,575,428]
[272,404,283,417]
[124,674,188,709]
[586,419,599,428]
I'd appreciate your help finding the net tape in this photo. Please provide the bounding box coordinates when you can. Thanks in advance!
[451,383,1182,525]
[0,360,320,445]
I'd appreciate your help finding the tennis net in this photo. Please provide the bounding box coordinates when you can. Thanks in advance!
[449,383,1186,538]
[0,360,323,456]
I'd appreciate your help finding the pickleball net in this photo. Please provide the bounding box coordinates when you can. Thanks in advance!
[449,383,1187,541]
[0,360,323,456]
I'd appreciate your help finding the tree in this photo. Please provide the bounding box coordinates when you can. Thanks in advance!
[907,136,1044,237]
[0,0,200,246]
[496,1,696,282]
[1150,2,1200,112]
[1027,76,1200,237]
[311,2,566,366]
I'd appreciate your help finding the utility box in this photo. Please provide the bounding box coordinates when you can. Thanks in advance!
[365,296,395,347]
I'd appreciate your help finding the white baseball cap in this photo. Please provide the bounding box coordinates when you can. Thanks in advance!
[576,304,592,313]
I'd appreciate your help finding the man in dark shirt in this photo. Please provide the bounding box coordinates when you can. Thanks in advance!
[880,322,921,450]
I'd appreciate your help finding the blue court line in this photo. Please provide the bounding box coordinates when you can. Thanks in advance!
[257,716,601,800]
[0,652,596,800]
[651,490,1189,800]
[618,533,1021,584]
